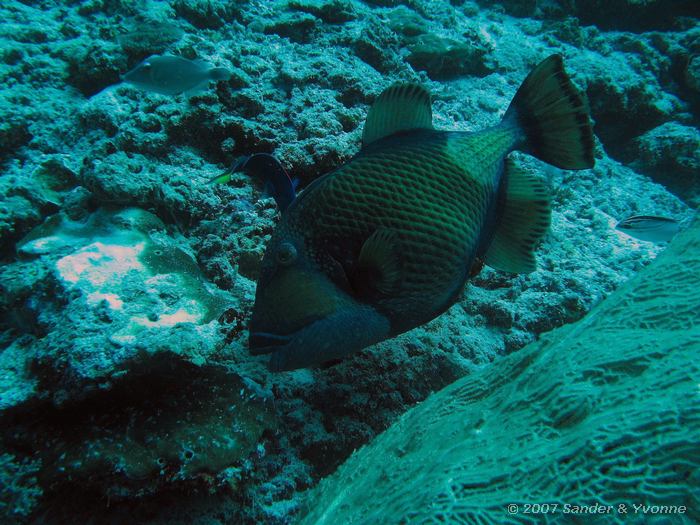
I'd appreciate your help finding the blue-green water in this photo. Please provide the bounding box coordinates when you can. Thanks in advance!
[0,0,698,523]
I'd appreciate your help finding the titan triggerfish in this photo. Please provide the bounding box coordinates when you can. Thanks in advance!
[249,54,595,371]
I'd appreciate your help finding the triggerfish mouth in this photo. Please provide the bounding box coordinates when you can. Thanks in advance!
[249,54,595,372]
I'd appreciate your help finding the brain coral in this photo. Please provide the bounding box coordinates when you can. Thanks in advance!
[301,216,700,524]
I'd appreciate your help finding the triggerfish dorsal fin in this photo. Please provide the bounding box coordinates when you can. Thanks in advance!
[503,54,595,170]
[352,228,403,296]
[484,159,552,274]
[362,83,434,146]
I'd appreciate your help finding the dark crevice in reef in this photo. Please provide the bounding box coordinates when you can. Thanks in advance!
[573,0,700,32]
[586,69,700,206]
[476,0,700,32]
[1,357,274,522]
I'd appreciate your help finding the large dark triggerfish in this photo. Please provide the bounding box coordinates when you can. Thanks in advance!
[249,54,595,371]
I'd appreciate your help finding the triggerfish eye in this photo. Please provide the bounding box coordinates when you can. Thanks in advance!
[276,242,297,266]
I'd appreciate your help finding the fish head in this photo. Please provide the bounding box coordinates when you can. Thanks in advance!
[249,229,391,371]
[122,58,155,84]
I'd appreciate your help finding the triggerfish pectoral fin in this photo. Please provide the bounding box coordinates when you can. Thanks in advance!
[352,228,404,297]
[210,153,297,212]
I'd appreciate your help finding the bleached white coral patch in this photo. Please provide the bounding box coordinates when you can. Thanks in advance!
[132,302,205,328]
[86,292,124,310]
[20,209,232,354]
[56,239,146,286]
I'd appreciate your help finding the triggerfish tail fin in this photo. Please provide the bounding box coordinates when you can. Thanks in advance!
[484,159,552,273]
[211,153,296,212]
[504,54,595,170]
[362,83,434,146]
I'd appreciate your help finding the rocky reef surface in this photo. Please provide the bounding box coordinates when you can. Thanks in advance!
[0,0,697,523]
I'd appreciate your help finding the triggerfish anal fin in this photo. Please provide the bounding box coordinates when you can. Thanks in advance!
[210,153,296,212]
[362,83,434,146]
[484,159,552,274]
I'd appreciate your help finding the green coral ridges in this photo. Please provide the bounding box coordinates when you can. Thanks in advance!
[301,215,700,524]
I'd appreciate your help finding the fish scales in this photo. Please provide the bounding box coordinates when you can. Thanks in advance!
[282,128,517,327]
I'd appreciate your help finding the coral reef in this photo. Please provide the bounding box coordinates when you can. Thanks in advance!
[405,32,493,79]
[629,122,700,206]
[0,0,697,522]
[3,207,234,392]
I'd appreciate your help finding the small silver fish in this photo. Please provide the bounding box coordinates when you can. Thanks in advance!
[615,215,680,243]
[122,55,231,96]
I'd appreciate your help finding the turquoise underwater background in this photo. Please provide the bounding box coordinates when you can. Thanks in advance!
[0,0,699,523]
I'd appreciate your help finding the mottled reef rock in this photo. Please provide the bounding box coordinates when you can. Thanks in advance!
[0,0,698,522]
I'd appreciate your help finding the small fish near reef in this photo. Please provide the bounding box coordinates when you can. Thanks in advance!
[616,215,680,243]
[249,54,595,372]
[122,54,231,96]
[211,153,297,212]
